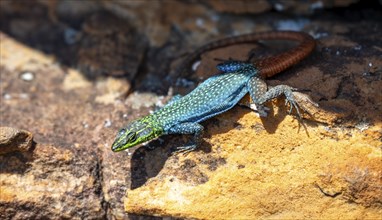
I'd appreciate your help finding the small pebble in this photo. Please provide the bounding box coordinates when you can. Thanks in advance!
[4,93,11,100]
[355,121,369,132]
[196,18,204,27]
[210,14,219,22]
[192,60,201,72]
[274,3,284,11]
[20,72,34,81]
[82,122,89,128]
[276,19,309,31]
[155,99,165,108]
[19,93,29,99]
[310,1,324,10]
[104,119,112,128]
[354,45,362,50]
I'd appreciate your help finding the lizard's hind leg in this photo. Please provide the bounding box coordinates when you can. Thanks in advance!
[247,77,302,117]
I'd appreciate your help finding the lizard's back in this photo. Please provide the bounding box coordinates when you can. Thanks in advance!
[156,70,257,130]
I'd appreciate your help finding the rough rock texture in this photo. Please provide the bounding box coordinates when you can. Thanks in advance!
[0,34,106,219]
[125,111,382,219]
[76,11,147,79]
[0,127,34,154]
[0,143,106,219]
[0,0,381,219]
[205,0,272,14]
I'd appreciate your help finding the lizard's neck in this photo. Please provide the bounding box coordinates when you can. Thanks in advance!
[146,114,165,137]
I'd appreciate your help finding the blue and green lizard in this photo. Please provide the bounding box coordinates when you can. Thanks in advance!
[111,31,316,153]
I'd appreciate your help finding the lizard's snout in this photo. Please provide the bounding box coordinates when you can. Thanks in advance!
[111,137,127,152]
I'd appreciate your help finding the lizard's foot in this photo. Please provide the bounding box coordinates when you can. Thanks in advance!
[171,143,197,155]
[284,87,302,118]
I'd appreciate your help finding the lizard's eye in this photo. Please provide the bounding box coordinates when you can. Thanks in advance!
[127,132,137,142]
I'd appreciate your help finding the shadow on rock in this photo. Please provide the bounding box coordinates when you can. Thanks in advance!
[0,146,35,174]
[130,136,213,190]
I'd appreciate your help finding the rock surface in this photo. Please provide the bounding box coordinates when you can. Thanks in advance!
[0,127,34,154]
[76,11,147,79]
[205,0,361,14]
[125,111,382,219]
[0,1,381,219]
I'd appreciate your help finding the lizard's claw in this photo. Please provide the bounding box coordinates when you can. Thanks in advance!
[285,98,302,118]
[284,88,302,118]
[171,143,197,155]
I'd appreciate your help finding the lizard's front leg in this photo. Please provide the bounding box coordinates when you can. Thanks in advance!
[247,77,301,117]
[166,122,204,153]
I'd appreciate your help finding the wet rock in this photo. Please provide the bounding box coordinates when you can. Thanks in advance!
[0,127,34,154]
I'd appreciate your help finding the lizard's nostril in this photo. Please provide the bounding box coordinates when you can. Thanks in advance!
[111,141,120,152]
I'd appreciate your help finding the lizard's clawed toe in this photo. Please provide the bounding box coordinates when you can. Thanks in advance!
[171,144,197,155]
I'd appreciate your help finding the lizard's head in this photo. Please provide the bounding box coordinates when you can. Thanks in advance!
[111,116,163,152]
[216,60,255,73]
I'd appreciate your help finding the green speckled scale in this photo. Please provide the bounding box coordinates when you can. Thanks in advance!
[157,66,257,131]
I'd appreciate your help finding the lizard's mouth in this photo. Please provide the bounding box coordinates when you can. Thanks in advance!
[111,141,123,152]
[111,136,128,152]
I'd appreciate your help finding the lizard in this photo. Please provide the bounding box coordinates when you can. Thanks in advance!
[111,31,316,153]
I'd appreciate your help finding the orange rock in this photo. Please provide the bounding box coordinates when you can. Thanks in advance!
[125,109,382,219]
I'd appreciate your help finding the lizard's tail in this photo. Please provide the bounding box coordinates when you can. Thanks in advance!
[175,31,316,78]
[251,31,316,78]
